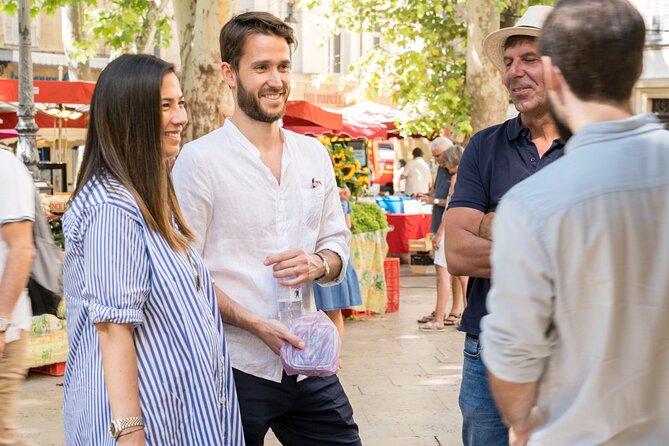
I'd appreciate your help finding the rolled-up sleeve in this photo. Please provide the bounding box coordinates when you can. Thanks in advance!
[448,136,488,212]
[314,144,350,286]
[481,196,556,383]
[82,204,150,325]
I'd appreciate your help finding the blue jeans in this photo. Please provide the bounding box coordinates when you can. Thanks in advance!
[459,334,509,446]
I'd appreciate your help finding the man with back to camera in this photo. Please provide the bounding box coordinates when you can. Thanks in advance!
[401,147,431,196]
[481,1,669,444]
[443,5,564,445]
[172,11,361,446]
[0,146,35,446]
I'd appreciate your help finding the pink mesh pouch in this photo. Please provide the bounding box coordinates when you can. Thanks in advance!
[280,310,340,377]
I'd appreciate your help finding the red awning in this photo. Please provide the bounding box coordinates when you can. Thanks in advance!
[283,100,343,130]
[0,112,88,129]
[0,79,95,104]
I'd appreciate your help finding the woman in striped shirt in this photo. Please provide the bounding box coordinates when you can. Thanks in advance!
[62,54,245,445]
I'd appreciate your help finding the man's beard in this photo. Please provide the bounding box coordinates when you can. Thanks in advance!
[548,100,573,144]
[237,77,287,123]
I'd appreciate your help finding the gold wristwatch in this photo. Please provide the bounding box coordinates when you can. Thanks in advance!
[108,416,145,439]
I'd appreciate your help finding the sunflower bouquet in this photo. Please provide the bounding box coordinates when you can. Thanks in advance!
[329,142,369,197]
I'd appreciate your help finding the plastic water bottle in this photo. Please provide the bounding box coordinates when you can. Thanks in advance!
[277,284,303,327]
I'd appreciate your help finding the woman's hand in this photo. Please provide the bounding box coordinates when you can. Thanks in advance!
[117,427,146,445]
[432,230,443,251]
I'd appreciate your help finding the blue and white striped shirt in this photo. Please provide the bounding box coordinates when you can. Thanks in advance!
[62,174,245,445]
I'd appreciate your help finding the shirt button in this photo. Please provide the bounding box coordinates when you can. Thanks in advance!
[530,157,536,162]
[219,397,226,405]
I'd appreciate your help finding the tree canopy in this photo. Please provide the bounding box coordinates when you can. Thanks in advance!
[309,0,470,139]
[310,0,555,139]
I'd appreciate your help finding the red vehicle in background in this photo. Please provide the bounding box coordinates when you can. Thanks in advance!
[329,137,396,194]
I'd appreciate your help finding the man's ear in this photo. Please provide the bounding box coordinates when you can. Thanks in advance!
[221,62,236,88]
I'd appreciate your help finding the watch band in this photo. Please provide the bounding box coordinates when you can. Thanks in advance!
[109,416,145,439]
[314,252,330,281]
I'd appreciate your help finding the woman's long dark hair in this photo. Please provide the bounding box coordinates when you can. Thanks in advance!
[73,54,194,252]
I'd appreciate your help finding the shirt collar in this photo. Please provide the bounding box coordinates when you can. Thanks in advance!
[506,114,525,141]
[565,113,662,155]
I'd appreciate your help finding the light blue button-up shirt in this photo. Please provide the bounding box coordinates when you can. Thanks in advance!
[482,113,669,444]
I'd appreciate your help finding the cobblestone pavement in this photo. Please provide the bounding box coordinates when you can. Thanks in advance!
[18,265,464,445]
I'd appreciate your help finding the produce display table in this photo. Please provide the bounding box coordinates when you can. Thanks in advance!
[385,213,432,254]
[348,228,390,314]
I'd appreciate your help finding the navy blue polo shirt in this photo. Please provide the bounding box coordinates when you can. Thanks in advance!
[448,114,565,336]
[431,166,453,233]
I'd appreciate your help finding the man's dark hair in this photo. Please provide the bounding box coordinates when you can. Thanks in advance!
[412,148,423,158]
[539,0,645,103]
[504,35,536,52]
[219,11,297,71]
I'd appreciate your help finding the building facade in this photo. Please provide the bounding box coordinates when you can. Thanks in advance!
[630,0,669,126]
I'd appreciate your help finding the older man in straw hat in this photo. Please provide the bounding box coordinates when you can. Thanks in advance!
[443,6,564,445]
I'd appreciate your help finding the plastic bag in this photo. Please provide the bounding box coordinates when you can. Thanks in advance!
[280,310,340,377]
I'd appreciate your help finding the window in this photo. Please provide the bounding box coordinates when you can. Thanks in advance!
[652,98,669,128]
[3,13,39,46]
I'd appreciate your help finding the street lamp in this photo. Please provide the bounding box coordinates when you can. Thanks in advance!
[284,1,297,24]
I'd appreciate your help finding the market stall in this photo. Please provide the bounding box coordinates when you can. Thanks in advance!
[0,79,93,189]
[385,213,432,255]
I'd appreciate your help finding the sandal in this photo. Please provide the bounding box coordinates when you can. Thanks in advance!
[417,311,436,324]
[443,313,462,326]
[419,321,446,331]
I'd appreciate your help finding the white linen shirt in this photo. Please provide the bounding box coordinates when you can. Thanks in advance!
[0,149,34,343]
[481,113,669,445]
[173,120,350,383]
[403,157,431,195]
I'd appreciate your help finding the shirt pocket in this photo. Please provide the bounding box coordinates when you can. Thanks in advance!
[300,186,325,231]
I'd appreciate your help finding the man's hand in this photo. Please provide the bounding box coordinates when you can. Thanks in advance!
[479,211,496,241]
[265,248,324,286]
[256,318,305,355]
[508,406,543,446]
[0,331,6,359]
[415,193,434,204]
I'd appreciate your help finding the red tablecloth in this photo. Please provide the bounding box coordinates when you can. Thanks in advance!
[386,213,432,254]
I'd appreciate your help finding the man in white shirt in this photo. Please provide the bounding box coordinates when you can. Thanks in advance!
[0,147,35,446]
[401,147,431,196]
[172,12,360,446]
[481,1,669,444]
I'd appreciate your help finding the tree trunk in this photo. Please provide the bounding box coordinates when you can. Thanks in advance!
[501,0,525,28]
[465,0,509,134]
[61,3,92,81]
[173,0,231,143]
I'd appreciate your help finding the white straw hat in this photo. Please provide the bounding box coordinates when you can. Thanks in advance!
[483,5,553,73]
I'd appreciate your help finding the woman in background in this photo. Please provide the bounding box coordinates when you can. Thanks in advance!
[420,145,467,331]
[62,54,244,445]
[313,186,362,366]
